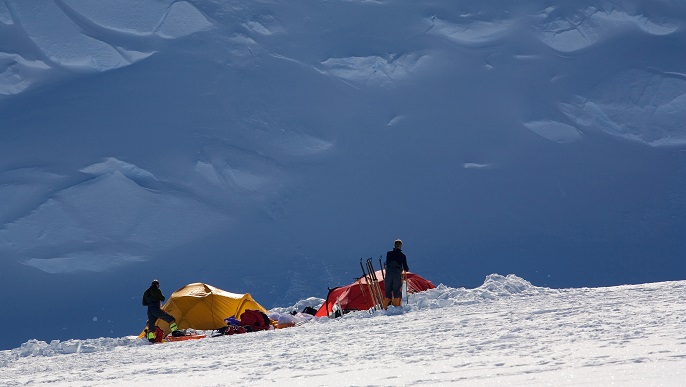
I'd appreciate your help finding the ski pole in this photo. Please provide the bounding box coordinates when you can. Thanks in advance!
[379,256,385,281]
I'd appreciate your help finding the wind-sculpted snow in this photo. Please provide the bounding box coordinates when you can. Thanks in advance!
[425,16,516,46]
[463,162,492,169]
[7,1,126,71]
[154,1,213,39]
[1,277,684,386]
[193,143,284,192]
[241,15,285,37]
[534,5,681,52]
[80,157,157,182]
[0,2,11,25]
[561,69,686,146]
[0,54,50,95]
[60,0,175,35]
[0,158,231,273]
[0,0,211,94]
[523,120,583,144]
[318,53,428,86]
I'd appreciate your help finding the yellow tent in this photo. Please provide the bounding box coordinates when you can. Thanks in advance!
[140,282,267,337]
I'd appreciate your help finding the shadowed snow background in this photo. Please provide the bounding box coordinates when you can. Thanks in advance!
[0,0,684,349]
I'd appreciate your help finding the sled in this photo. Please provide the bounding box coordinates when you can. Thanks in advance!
[165,333,206,342]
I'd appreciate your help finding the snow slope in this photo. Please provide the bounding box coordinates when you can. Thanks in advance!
[1,275,685,386]
[0,0,685,349]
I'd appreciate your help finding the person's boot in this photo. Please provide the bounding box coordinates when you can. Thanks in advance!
[392,298,402,307]
[382,297,392,310]
[146,329,156,343]
[169,322,185,337]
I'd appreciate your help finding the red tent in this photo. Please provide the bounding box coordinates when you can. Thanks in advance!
[315,271,435,317]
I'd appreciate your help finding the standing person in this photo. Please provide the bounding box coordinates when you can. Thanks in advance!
[383,239,409,309]
[142,279,180,341]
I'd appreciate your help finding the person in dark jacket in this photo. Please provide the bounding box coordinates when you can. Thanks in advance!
[142,279,180,341]
[383,239,409,309]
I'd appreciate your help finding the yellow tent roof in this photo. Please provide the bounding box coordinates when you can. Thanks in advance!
[140,282,267,337]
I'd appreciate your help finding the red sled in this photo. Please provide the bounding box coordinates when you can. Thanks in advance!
[166,333,206,342]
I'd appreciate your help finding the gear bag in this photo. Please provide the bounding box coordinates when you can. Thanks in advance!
[146,326,165,343]
[239,309,271,332]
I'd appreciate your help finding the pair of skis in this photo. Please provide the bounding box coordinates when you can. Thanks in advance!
[359,256,410,310]
[360,257,385,310]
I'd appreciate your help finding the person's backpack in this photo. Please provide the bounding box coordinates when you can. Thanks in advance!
[239,309,271,332]
[142,289,150,306]
[154,326,164,343]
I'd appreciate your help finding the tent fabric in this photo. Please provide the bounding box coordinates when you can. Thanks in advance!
[315,271,435,317]
[140,282,266,337]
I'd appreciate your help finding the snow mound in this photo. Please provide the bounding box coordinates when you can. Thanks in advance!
[80,157,158,182]
[463,163,491,169]
[523,120,583,144]
[477,273,542,296]
[410,274,546,310]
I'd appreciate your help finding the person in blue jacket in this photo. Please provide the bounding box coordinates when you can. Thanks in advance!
[383,239,409,309]
[142,279,180,341]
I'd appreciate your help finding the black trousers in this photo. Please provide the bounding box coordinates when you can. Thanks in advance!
[384,268,402,298]
[146,307,175,329]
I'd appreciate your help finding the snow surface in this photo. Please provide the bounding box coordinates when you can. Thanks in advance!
[1,275,685,386]
[0,0,685,350]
